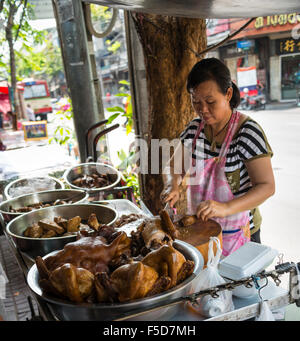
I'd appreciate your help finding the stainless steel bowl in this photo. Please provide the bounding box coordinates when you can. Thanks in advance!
[26,240,204,321]
[4,176,65,200]
[6,204,118,259]
[0,189,89,224]
[63,162,121,194]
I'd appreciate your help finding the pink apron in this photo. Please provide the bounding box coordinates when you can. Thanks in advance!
[186,110,250,257]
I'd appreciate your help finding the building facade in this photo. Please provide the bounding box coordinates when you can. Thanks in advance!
[207,14,300,102]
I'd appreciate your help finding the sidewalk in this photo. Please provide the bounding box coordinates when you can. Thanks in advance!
[265,101,298,111]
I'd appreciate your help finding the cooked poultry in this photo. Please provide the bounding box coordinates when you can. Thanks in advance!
[142,244,186,287]
[23,213,103,239]
[95,261,159,302]
[43,231,131,275]
[9,199,73,213]
[159,210,178,239]
[24,223,43,238]
[35,212,195,304]
[113,214,145,228]
[38,262,94,303]
[178,215,197,227]
[38,219,65,235]
[94,243,194,303]
[66,216,81,232]
[141,217,171,249]
[72,173,113,189]
[87,213,100,231]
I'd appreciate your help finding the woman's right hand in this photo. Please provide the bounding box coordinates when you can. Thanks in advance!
[160,186,180,208]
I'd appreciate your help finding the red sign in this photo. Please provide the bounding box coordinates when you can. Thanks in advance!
[207,19,229,36]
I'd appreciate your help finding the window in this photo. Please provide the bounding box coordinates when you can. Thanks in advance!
[24,84,47,99]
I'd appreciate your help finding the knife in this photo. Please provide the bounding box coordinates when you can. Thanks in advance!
[163,201,176,220]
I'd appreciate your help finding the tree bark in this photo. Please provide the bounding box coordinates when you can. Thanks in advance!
[5,2,20,131]
[132,13,207,215]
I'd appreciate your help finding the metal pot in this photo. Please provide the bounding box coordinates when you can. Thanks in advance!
[63,162,121,194]
[5,204,118,259]
[4,176,65,200]
[26,240,204,321]
[0,189,89,224]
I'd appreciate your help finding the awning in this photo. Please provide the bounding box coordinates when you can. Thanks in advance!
[0,86,9,95]
[82,0,300,19]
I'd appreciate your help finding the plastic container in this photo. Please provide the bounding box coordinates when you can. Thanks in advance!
[218,241,279,281]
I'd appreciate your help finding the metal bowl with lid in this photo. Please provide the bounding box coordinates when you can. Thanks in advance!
[5,203,118,259]
[63,162,121,194]
[26,240,204,321]
[0,189,89,224]
[4,176,65,200]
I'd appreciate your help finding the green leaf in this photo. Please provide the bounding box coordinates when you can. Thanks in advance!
[119,80,130,86]
[115,93,129,97]
[107,113,120,124]
[106,106,125,113]
[126,124,132,135]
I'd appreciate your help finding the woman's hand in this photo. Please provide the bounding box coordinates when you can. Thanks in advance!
[160,186,180,208]
[196,200,229,221]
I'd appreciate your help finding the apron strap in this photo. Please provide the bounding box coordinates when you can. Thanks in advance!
[218,110,240,159]
[191,120,205,167]
[191,110,241,166]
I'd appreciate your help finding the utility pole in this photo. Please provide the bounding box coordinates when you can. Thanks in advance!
[52,0,105,162]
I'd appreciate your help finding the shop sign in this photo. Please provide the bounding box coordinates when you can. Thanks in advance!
[255,13,300,29]
[276,37,300,55]
[237,66,258,98]
[23,121,48,141]
[237,40,254,50]
[207,19,229,36]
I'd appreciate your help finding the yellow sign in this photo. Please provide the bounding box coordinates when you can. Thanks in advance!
[23,120,48,141]
[276,38,300,54]
[255,13,300,29]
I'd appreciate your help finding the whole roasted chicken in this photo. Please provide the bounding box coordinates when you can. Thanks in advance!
[35,210,195,304]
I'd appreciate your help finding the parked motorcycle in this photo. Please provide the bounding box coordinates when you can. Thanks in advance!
[240,88,266,111]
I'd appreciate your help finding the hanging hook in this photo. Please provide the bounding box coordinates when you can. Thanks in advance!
[258,276,269,302]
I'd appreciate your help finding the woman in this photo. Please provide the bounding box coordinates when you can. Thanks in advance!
[161,58,275,256]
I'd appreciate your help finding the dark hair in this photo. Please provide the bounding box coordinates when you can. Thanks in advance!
[187,58,240,109]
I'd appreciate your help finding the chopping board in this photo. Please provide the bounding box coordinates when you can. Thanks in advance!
[173,215,222,266]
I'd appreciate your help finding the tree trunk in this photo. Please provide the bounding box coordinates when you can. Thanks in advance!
[6,3,19,131]
[132,13,207,215]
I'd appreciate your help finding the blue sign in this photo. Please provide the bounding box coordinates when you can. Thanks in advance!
[25,81,36,86]
[237,40,253,50]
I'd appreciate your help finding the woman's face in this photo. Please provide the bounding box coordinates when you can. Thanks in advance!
[190,80,233,125]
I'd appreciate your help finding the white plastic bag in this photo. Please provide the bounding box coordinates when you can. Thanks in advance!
[255,301,275,321]
[191,237,234,317]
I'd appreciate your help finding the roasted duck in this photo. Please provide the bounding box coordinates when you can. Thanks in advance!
[35,211,195,304]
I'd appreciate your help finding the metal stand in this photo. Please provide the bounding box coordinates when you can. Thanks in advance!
[1,199,299,321]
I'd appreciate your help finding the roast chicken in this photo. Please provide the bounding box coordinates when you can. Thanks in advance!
[35,210,195,304]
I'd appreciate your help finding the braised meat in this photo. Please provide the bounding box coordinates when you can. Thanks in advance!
[39,263,95,303]
[43,232,131,274]
[23,213,103,239]
[35,212,195,304]
[9,199,73,213]
[72,173,113,189]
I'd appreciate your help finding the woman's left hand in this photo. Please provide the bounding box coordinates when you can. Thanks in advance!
[196,200,229,221]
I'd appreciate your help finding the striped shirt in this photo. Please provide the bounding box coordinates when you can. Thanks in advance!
[180,115,273,233]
